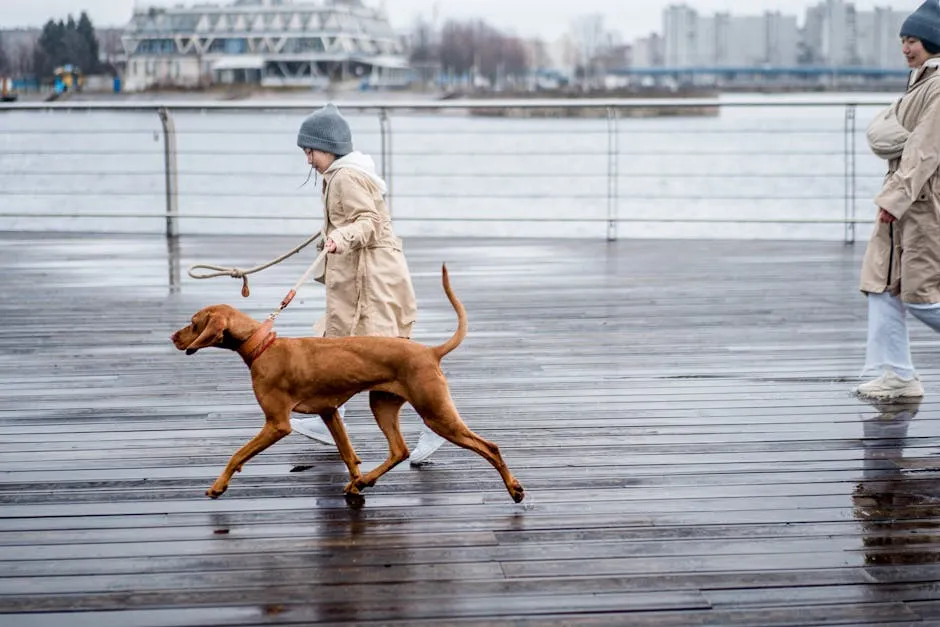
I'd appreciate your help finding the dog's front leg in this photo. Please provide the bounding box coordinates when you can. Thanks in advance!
[208,420,290,498]
[320,409,363,492]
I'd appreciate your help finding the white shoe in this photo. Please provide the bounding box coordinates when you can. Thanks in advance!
[854,370,925,400]
[408,428,446,466]
[290,417,335,445]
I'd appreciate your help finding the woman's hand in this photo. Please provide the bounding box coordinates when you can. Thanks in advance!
[325,238,338,253]
[879,208,897,224]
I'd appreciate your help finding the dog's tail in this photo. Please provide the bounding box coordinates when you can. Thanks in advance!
[432,263,467,360]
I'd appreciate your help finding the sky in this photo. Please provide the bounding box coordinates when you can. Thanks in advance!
[0,0,921,40]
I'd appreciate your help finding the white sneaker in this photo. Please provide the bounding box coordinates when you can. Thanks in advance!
[854,370,925,400]
[408,428,446,466]
[289,417,335,445]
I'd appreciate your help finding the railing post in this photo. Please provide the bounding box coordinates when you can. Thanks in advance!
[158,107,179,240]
[379,108,392,212]
[166,235,181,294]
[606,107,619,241]
[844,104,857,245]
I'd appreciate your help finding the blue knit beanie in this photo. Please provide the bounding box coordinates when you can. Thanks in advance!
[900,1,940,52]
[297,103,353,156]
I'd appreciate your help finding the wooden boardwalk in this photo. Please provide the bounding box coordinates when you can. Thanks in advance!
[1,233,939,626]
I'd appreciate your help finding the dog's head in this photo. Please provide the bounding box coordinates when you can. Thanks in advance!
[171,304,251,355]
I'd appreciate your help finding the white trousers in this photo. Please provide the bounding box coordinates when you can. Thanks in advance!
[864,291,940,379]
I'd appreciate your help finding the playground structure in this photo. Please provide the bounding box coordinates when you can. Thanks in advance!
[53,65,84,94]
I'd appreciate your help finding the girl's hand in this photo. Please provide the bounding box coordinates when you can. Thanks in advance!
[879,208,897,224]
[325,238,338,253]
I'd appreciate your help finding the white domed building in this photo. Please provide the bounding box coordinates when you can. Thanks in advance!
[121,0,412,91]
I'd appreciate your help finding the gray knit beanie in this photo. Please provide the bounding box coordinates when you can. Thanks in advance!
[900,1,940,51]
[297,103,353,156]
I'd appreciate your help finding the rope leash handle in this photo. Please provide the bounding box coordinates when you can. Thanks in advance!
[187,230,324,297]
[186,263,254,297]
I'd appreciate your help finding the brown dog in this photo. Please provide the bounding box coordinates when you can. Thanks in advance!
[170,265,524,503]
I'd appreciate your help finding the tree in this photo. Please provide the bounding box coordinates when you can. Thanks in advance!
[34,19,64,78]
[12,42,36,76]
[0,32,9,75]
[408,16,437,64]
[31,13,103,78]
[436,19,531,84]
[76,12,100,72]
[438,20,475,76]
[66,29,91,68]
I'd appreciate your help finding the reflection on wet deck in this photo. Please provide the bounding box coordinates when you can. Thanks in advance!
[1,234,939,625]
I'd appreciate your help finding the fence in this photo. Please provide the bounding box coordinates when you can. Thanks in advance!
[0,96,897,243]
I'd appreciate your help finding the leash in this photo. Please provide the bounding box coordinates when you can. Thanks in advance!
[187,230,327,321]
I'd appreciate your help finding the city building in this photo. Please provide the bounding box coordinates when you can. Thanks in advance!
[802,1,907,69]
[663,4,698,67]
[651,1,910,72]
[820,0,858,66]
[121,0,411,92]
[610,1,910,88]
[765,11,799,67]
[631,33,663,69]
[854,7,907,68]
[663,4,799,70]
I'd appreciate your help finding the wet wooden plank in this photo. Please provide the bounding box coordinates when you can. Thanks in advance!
[1,233,939,625]
[908,600,940,620]
[0,536,878,578]
[2,603,921,627]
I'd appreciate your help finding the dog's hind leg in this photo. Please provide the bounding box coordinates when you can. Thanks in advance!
[412,390,525,503]
[347,391,409,494]
[208,410,291,498]
[319,408,363,487]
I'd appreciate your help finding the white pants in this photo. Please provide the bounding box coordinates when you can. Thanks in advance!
[864,291,940,379]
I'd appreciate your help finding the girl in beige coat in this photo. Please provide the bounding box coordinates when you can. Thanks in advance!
[856,1,940,400]
[288,103,445,464]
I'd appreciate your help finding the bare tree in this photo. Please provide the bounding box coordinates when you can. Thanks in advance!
[436,19,530,83]
[0,32,9,75]
[12,41,36,75]
[438,20,475,76]
[408,16,437,63]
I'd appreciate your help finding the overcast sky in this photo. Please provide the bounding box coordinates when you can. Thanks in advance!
[0,0,921,40]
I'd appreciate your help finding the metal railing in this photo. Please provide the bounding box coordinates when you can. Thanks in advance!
[0,96,897,243]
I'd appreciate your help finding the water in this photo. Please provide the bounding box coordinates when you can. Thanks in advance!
[0,92,896,241]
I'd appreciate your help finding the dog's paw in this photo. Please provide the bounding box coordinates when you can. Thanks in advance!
[344,492,366,510]
[509,481,525,503]
[343,481,361,496]
[206,484,228,499]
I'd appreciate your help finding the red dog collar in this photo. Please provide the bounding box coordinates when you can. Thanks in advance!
[237,319,277,366]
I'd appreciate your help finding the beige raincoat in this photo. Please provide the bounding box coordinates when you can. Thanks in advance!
[313,152,417,338]
[860,59,940,303]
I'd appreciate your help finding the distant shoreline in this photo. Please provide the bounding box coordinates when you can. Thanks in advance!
[10,82,903,105]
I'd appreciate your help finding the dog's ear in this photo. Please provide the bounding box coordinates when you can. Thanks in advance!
[185,314,225,355]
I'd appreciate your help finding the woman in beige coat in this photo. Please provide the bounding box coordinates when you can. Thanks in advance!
[856,1,940,400]
[288,103,445,464]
